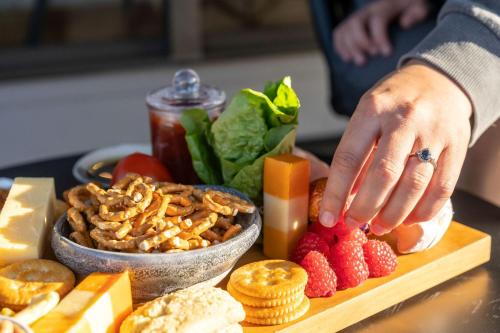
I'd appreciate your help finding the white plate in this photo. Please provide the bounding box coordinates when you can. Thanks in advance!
[72,143,151,184]
[0,177,13,190]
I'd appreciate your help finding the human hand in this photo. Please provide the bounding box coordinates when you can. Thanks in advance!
[333,0,430,65]
[319,61,472,235]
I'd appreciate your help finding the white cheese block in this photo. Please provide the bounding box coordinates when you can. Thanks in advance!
[393,199,453,254]
[0,177,56,266]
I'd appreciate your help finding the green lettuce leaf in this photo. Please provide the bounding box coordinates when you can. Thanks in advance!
[228,128,297,202]
[263,124,295,152]
[211,93,268,165]
[179,109,222,184]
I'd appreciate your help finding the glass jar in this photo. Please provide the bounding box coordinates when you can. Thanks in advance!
[146,69,225,184]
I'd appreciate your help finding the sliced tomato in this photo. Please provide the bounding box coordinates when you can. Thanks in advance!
[111,152,173,185]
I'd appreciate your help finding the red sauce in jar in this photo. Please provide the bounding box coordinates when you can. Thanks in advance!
[149,110,200,184]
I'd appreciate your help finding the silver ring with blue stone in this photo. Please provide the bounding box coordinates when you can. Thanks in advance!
[410,148,437,170]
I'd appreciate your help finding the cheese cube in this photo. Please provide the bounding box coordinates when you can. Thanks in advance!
[0,178,55,267]
[32,272,132,333]
[263,154,310,259]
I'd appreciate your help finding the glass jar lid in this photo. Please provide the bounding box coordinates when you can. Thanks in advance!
[146,69,226,112]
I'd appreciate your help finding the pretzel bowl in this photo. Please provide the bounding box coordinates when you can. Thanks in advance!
[51,185,261,303]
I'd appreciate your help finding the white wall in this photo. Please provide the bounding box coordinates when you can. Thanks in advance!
[0,51,347,168]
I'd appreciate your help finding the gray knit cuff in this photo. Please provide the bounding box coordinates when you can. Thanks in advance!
[399,11,500,145]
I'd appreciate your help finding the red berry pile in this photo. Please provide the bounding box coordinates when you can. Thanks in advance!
[292,218,397,298]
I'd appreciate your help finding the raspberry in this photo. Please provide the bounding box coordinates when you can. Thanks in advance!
[290,232,329,263]
[335,222,368,245]
[329,241,369,290]
[363,240,398,277]
[308,221,336,243]
[300,251,337,297]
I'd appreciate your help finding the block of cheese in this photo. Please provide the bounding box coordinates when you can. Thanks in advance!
[0,177,55,267]
[263,154,310,259]
[32,272,132,333]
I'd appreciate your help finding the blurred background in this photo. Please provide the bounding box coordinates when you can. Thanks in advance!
[0,0,347,168]
[0,0,497,205]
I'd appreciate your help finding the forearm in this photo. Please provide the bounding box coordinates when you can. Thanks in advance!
[399,0,500,145]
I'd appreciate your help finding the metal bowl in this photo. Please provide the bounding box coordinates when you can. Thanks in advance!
[51,186,261,303]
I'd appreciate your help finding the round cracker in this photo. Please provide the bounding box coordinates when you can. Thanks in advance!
[0,259,75,311]
[244,296,310,325]
[243,294,305,319]
[227,282,302,308]
[229,260,307,299]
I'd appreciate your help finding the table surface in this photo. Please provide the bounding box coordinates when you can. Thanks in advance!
[0,145,499,333]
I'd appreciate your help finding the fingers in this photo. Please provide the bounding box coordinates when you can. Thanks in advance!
[399,2,429,28]
[333,29,350,62]
[333,12,377,66]
[319,114,379,227]
[405,145,466,224]
[344,127,415,229]
[372,145,443,235]
[368,16,392,56]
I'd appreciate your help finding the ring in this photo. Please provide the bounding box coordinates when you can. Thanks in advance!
[410,148,437,170]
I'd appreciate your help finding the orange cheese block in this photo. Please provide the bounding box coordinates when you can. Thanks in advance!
[31,272,132,333]
[263,154,310,260]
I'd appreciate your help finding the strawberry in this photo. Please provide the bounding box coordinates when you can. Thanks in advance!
[290,232,329,263]
[300,251,337,298]
[363,240,398,277]
[328,240,369,290]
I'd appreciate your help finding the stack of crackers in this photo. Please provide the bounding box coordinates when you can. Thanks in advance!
[227,260,310,325]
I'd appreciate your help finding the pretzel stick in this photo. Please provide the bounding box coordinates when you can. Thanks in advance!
[70,231,94,248]
[89,215,122,231]
[165,237,190,250]
[67,208,87,233]
[222,224,242,241]
[201,230,222,242]
[115,220,132,239]
[138,226,181,251]
[90,228,136,250]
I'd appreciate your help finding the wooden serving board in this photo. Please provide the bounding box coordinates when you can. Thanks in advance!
[220,222,491,333]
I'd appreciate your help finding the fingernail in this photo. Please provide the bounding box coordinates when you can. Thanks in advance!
[370,224,388,236]
[320,211,336,227]
[382,46,391,56]
[345,216,360,229]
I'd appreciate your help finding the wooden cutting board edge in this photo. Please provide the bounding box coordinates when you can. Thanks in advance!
[240,222,491,333]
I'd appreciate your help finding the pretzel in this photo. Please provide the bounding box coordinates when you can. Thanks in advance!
[115,220,132,239]
[69,231,94,248]
[86,183,123,206]
[164,237,190,251]
[188,239,211,249]
[200,230,222,242]
[223,224,242,242]
[89,214,122,231]
[165,194,194,216]
[112,173,141,190]
[63,174,255,254]
[133,192,162,228]
[67,185,94,211]
[158,183,193,194]
[189,213,218,235]
[138,226,182,251]
[203,191,255,216]
[215,216,234,230]
[66,208,87,233]
[90,228,137,250]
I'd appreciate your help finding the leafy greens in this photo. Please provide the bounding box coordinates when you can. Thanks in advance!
[180,76,300,202]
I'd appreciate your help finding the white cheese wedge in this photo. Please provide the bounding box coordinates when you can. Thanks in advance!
[393,199,453,254]
[0,177,55,266]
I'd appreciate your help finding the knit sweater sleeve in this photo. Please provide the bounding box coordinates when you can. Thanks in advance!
[399,0,500,145]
